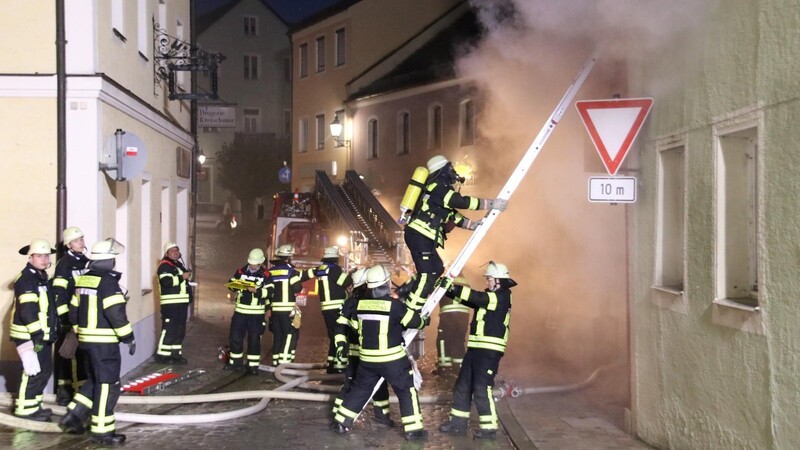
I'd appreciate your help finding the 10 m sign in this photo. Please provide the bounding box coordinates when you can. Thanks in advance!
[588,177,637,203]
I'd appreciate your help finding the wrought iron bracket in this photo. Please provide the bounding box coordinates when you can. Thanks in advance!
[153,20,225,100]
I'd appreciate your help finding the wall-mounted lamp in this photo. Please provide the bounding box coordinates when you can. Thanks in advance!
[197,150,206,165]
[329,115,350,148]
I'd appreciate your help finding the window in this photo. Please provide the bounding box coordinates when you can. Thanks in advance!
[299,43,308,78]
[112,0,125,41]
[140,178,152,292]
[715,125,759,308]
[243,55,259,80]
[157,1,166,30]
[176,19,185,86]
[428,104,442,150]
[397,111,410,155]
[460,99,475,146]
[244,108,260,133]
[335,28,346,66]
[299,118,309,153]
[367,118,379,159]
[655,145,685,292]
[137,0,148,58]
[316,36,326,73]
[243,16,258,36]
[283,110,292,138]
[283,57,291,82]
[316,114,326,150]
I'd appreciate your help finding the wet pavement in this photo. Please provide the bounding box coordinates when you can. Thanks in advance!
[0,223,652,449]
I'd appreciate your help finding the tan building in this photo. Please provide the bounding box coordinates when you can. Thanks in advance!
[0,0,194,386]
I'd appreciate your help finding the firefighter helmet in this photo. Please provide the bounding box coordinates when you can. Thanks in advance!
[163,241,179,255]
[351,267,368,288]
[366,265,391,289]
[19,239,56,256]
[89,239,125,260]
[323,246,339,259]
[426,155,449,173]
[62,226,84,246]
[484,261,510,279]
[248,248,266,265]
[276,244,295,257]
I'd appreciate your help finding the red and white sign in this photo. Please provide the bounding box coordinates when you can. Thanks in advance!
[125,146,138,156]
[576,98,653,175]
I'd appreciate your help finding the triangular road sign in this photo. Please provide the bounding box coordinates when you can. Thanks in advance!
[576,98,653,175]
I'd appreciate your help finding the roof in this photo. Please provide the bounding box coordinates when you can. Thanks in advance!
[196,0,288,35]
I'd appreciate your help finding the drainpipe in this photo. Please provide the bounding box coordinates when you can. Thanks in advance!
[56,0,67,247]
[189,0,198,316]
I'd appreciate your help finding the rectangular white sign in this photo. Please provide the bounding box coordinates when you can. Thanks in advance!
[588,177,637,203]
[198,105,236,128]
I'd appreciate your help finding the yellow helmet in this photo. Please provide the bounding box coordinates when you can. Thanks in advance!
[323,246,339,259]
[62,226,84,246]
[248,248,266,265]
[351,267,368,288]
[163,241,179,255]
[19,239,56,256]
[426,155,449,173]
[484,261,510,279]
[366,265,391,289]
[276,244,295,257]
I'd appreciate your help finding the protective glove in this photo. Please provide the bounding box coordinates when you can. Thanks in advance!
[423,315,431,327]
[16,341,41,376]
[127,340,137,356]
[58,330,79,359]
[461,218,482,231]
[33,341,44,353]
[482,198,508,212]
[335,342,348,360]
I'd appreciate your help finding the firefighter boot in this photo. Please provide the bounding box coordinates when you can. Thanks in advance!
[91,433,127,445]
[56,386,74,406]
[473,428,497,439]
[404,429,429,441]
[18,408,52,423]
[58,411,86,434]
[373,411,395,428]
[439,416,468,434]
[171,353,188,365]
[330,423,350,434]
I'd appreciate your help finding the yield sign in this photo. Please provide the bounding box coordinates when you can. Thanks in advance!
[575,98,653,175]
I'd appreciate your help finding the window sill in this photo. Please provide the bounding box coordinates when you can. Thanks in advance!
[141,289,153,296]
[713,297,759,312]
[711,297,763,335]
[138,51,149,62]
[651,285,686,314]
[112,28,127,43]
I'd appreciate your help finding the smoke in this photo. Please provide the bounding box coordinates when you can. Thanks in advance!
[444,0,713,387]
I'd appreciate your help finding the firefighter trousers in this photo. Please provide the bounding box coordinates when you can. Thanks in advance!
[14,342,53,417]
[228,312,266,368]
[335,358,423,432]
[54,329,87,398]
[157,303,188,357]
[322,309,346,372]
[270,311,298,365]
[449,348,503,431]
[66,343,122,437]
[332,354,390,417]
[436,311,469,368]
[403,230,443,310]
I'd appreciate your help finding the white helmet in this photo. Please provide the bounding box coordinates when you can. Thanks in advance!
[248,248,266,265]
[276,244,295,257]
[351,267,368,288]
[163,241,179,255]
[19,239,56,256]
[366,265,391,289]
[62,226,84,246]
[89,238,125,260]
[323,246,339,259]
[426,155,449,173]
[484,261,510,279]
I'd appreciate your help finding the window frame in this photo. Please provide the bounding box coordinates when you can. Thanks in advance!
[428,103,443,150]
[335,28,346,67]
[367,117,379,160]
[299,43,309,78]
[316,35,326,73]
[397,110,411,155]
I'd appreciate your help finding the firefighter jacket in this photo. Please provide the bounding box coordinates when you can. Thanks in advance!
[449,285,512,353]
[266,261,303,313]
[406,180,483,247]
[10,263,57,345]
[335,294,425,364]
[439,292,470,314]
[52,250,89,326]
[157,258,190,305]
[309,262,352,311]
[333,292,362,356]
[69,270,134,345]
[229,265,273,315]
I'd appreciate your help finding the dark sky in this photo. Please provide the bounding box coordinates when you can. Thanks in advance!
[196,0,347,24]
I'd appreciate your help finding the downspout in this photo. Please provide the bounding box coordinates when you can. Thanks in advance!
[189,0,198,315]
[56,0,67,246]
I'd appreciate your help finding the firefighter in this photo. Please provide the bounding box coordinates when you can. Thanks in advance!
[402,155,507,311]
[225,248,273,374]
[10,239,58,422]
[439,261,516,439]
[58,239,135,445]
[51,226,89,406]
[155,242,191,364]
[331,267,393,427]
[434,276,470,374]
[266,244,303,366]
[331,265,428,441]
[309,246,352,373]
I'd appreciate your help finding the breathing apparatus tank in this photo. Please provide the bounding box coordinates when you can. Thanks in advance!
[398,166,428,224]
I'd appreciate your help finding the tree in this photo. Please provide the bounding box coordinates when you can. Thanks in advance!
[215,133,291,223]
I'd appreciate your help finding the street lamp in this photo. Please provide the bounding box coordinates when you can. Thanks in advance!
[329,115,350,148]
[197,150,206,165]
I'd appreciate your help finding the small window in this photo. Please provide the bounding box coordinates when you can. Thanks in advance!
[315,114,326,150]
[299,43,308,78]
[459,99,475,146]
[283,57,291,82]
[367,118,379,160]
[429,104,442,150]
[316,36,326,73]
[335,28,346,66]
[655,145,685,292]
[112,0,125,40]
[397,111,410,155]
[299,118,309,153]
[283,110,292,138]
[243,108,260,133]
[243,16,258,36]
[243,55,259,80]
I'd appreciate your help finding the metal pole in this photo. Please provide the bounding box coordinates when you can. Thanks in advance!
[189,0,198,315]
[56,0,67,249]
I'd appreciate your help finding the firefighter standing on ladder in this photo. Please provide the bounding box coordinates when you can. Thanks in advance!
[266,244,303,366]
[439,261,515,439]
[401,155,508,312]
